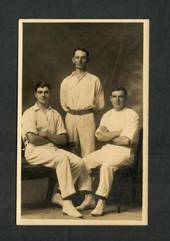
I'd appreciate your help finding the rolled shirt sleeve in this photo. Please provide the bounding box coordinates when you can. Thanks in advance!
[94,77,105,110]
[60,81,69,112]
[120,111,139,142]
[22,109,38,142]
[55,111,67,135]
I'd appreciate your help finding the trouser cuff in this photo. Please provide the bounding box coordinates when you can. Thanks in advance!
[79,190,92,195]
[63,192,76,200]
[95,194,107,200]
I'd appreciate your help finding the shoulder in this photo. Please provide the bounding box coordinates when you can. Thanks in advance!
[86,72,100,82]
[51,108,64,120]
[61,73,73,84]
[124,107,139,119]
[22,105,35,117]
[101,109,113,119]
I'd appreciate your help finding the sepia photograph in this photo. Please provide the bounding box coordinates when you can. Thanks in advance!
[17,19,149,225]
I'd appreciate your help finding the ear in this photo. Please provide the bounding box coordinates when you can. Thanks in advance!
[72,57,75,64]
[34,91,37,99]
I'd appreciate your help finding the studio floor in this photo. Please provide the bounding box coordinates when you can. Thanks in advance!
[21,201,142,221]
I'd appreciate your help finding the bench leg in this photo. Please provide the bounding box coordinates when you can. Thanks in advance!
[46,176,56,201]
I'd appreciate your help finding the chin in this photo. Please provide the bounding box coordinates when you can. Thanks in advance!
[40,100,48,105]
[114,106,124,111]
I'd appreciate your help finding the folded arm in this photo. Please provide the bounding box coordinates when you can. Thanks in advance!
[26,132,67,146]
[95,126,130,147]
[45,132,67,146]
[95,126,121,142]
[112,136,131,147]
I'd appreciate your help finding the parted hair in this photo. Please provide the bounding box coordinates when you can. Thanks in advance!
[111,86,128,98]
[72,48,90,58]
[34,81,51,92]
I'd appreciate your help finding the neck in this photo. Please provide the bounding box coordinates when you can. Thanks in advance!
[37,102,49,110]
[114,107,125,111]
[75,68,86,75]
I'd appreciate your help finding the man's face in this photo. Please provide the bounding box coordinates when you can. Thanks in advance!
[110,90,126,111]
[34,86,50,105]
[72,50,88,70]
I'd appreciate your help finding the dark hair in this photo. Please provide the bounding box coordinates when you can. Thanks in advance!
[72,48,90,58]
[34,81,51,92]
[111,86,128,98]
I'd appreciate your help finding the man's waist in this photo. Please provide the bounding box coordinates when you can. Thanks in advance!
[68,108,93,115]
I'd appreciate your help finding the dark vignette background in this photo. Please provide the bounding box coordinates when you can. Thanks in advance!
[22,22,143,204]
[0,0,170,241]
[23,23,143,126]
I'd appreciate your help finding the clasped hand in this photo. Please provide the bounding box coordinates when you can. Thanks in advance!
[38,130,49,138]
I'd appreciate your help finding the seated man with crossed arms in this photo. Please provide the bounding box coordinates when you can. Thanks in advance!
[76,87,140,216]
[22,81,91,218]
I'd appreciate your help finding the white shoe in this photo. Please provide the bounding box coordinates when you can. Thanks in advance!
[51,193,63,207]
[76,196,95,211]
[62,200,83,218]
[91,199,106,216]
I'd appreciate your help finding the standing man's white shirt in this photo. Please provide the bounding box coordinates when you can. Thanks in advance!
[60,49,104,157]
[60,71,104,111]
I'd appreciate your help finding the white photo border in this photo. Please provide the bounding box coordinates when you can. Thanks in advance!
[17,19,149,226]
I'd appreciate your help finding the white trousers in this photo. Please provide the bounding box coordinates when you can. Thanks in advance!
[83,144,132,198]
[25,143,91,199]
[65,113,96,157]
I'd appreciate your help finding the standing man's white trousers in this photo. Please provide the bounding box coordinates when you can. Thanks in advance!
[65,112,96,157]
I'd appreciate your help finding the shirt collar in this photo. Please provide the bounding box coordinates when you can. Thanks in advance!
[33,102,53,111]
[71,71,88,79]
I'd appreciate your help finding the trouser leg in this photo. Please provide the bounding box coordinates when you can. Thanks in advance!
[95,163,118,198]
[78,164,92,192]
[62,149,82,183]
[78,113,96,157]
[55,156,76,199]
[65,113,80,155]
[63,149,92,192]
[95,153,131,198]
[65,113,96,157]
[77,149,105,192]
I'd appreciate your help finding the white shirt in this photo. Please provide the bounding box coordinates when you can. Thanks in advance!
[22,103,66,146]
[60,71,105,111]
[96,107,139,143]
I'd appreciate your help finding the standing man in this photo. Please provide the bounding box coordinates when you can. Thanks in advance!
[77,87,140,216]
[60,48,105,157]
[22,81,91,218]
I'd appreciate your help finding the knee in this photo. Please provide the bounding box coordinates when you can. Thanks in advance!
[72,157,85,170]
[83,157,92,171]
[54,156,69,167]
[77,159,90,175]
[100,163,113,172]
